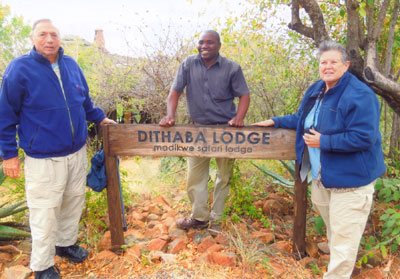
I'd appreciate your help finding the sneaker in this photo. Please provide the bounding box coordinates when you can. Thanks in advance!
[176,217,209,230]
[56,245,89,263]
[34,266,60,279]
[317,242,330,254]
[208,220,222,237]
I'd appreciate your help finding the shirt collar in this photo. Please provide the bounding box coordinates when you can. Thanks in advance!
[196,53,222,67]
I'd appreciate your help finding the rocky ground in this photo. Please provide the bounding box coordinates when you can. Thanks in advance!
[1,158,399,278]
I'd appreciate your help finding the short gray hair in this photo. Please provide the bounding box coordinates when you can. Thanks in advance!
[31,19,53,34]
[317,41,349,63]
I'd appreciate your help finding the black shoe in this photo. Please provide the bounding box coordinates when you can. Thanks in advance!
[55,245,88,263]
[34,266,60,279]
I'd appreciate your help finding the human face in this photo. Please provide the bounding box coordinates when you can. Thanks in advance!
[319,50,350,90]
[197,32,221,66]
[30,21,60,64]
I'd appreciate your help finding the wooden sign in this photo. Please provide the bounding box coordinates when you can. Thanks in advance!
[102,124,307,258]
[105,124,296,159]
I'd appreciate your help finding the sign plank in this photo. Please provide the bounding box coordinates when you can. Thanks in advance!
[106,124,296,159]
[102,124,307,258]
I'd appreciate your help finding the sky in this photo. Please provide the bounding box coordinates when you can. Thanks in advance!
[2,0,245,56]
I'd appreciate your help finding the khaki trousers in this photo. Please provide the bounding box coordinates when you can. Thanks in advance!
[186,157,234,221]
[25,146,88,271]
[311,179,374,279]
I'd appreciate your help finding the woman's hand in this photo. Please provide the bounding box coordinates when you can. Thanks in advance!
[251,119,275,127]
[303,129,321,148]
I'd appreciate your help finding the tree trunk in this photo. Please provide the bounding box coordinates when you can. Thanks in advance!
[389,114,400,164]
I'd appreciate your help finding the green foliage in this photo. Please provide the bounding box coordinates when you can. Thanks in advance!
[375,178,400,203]
[311,216,326,236]
[0,164,6,185]
[225,164,270,228]
[359,177,400,264]
[0,5,31,74]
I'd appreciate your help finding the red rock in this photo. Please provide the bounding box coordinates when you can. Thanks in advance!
[151,196,171,208]
[92,250,116,261]
[207,252,236,267]
[250,231,274,244]
[353,268,384,279]
[163,217,175,228]
[263,199,285,216]
[131,219,146,229]
[214,233,229,246]
[269,260,285,276]
[98,231,112,251]
[319,254,330,266]
[207,244,223,253]
[198,236,217,253]
[0,252,13,263]
[126,243,145,258]
[270,241,291,254]
[2,265,31,279]
[168,238,186,254]
[11,254,30,267]
[305,240,319,258]
[129,211,146,222]
[148,239,167,251]
[148,205,162,215]
[254,200,264,209]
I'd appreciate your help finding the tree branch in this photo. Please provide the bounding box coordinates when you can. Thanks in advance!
[384,0,400,76]
[371,0,391,41]
[346,0,365,77]
[288,0,329,45]
[288,0,315,40]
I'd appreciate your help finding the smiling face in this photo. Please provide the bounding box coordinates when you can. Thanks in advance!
[30,21,60,64]
[319,50,350,90]
[197,32,221,66]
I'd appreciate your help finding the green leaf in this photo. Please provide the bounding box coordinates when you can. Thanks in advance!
[380,245,388,259]
[0,224,30,240]
[0,200,27,219]
[392,212,400,220]
[359,7,366,17]
[340,9,346,18]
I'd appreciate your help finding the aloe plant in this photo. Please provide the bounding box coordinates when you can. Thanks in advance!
[250,160,312,194]
[0,200,30,240]
[0,165,6,185]
[0,165,30,240]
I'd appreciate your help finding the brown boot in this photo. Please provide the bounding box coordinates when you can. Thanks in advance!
[176,217,209,230]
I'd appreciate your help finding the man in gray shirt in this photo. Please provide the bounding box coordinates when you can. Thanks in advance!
[159,30,250,235]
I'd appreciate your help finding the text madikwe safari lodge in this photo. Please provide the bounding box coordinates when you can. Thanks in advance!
[105,124,296,160]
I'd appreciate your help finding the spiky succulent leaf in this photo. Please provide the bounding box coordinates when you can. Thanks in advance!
[0,200,27,218]
[0,224,30,240]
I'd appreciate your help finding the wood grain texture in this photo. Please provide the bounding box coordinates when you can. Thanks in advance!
[106,124,296,159]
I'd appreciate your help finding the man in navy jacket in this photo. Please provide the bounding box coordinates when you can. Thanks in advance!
[0,19,115,279]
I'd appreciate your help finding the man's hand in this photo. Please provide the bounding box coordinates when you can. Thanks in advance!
[303,129,321,148]
[228,116,244,127]
[100,118,117,126]
[3,157,21,179]
[251,119,275,127]
[159,116,175,127]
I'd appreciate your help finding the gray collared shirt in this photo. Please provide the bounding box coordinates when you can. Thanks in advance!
[172,54,250,125]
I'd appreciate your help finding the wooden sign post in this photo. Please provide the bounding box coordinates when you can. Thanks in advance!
[103,124,307,257]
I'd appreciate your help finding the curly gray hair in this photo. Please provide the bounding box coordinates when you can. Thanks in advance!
[317,41,349,63]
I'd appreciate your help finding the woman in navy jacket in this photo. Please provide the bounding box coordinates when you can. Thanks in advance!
[253,41,385,279]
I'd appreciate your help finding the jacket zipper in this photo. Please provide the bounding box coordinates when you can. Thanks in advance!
[52,64,75,147]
